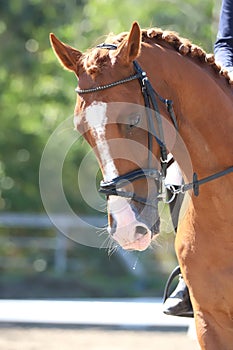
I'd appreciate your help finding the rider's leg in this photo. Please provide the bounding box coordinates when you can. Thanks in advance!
[163,159,193,317]
[162,186,193,317]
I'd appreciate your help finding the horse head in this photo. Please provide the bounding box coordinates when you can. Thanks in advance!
[50,22,172,251]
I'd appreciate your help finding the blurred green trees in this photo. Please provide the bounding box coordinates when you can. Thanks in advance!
[0,0,219,212]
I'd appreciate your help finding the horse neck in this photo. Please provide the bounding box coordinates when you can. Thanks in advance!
[140,44,233,179]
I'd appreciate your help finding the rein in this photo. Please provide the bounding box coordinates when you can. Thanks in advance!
[173,166,233,197]
[75,43,233,203]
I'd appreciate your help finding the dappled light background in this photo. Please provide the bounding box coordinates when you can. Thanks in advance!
[0,0,220,300]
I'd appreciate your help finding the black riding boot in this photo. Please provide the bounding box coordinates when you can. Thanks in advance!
[163,266,193,317]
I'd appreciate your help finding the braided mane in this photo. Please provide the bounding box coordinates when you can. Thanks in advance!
[142,28,232,83]
[82,27,232,84]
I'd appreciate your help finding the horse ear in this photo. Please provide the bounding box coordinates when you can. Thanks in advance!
[50,33,82,74]
[117,22,141,64]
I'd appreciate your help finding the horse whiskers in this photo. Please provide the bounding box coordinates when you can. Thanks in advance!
[150,235,165,249]
[95,223,120,256]
[102,235,119,256]
[107,243,119,257]
[150,234,171,251]
[147,241,157,251]
[96,224,108,237]
[97,229,108,238]
[99,234,110,248]
[98,230,117,255]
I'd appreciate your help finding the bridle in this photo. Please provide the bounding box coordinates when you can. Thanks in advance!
[75,43,233,204]
[76,44,176,206]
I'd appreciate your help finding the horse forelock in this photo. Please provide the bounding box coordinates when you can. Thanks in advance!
[80,27,232,85]
[80,32,129,77]
[80,48,110,76]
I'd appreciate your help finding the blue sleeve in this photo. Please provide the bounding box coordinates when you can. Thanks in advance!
[214,0,233,69]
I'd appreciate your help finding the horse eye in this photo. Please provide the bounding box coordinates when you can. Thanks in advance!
[128,114,141,129]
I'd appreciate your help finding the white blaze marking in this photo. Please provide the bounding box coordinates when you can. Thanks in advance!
[108,196,137,228]
[85,101,118,182]
[85,102,150,249]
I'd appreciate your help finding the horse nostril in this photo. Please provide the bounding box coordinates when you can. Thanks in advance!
[108,218,117,235]
[135,225,148,236]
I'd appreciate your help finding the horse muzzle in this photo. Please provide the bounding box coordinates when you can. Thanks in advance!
[100,167,164,251]
[106,190,160,251]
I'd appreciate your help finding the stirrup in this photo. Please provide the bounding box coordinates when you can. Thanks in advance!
[163,265,181,303]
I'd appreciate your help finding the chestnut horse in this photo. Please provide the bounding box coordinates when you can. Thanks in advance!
[50,22,233,349]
